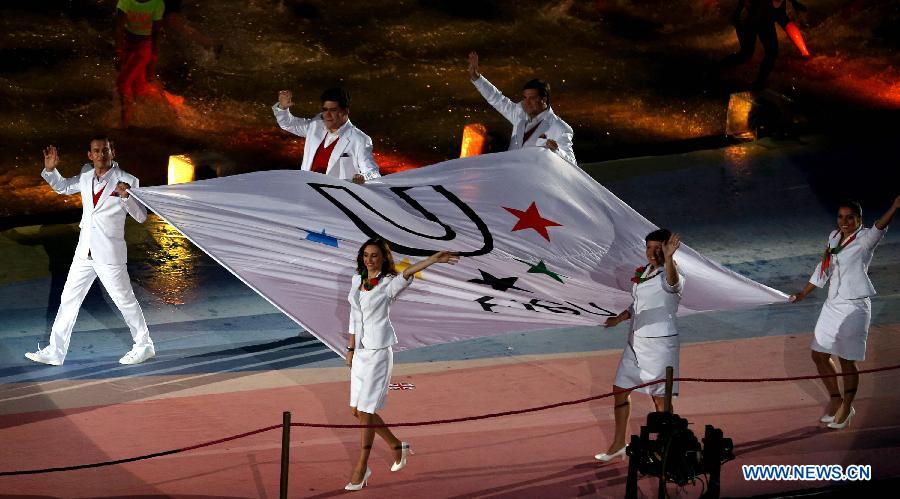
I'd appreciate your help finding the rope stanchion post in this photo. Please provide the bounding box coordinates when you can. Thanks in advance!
[280,411,291,499]
[664,366,674,413]
[624,431,643,499]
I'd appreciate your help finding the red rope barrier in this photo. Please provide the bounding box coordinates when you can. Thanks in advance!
[178,424,281,453]
[678,362,900,383]
[0,424,281,476]
[290,363,900,429]
[2,363,898,476]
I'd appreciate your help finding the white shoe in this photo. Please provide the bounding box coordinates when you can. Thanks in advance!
[827,407,855,430]
[119,345,156,365]
[344,468,371,491]
[821,394,842,423]
[595,445,627,462]
[391,442,413,472]
[24,345,63,366]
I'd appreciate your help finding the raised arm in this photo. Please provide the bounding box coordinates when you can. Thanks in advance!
[469,52,521,124]
[402,251,459,280]
[874,195,900,230]
[468,51,481,81]
[662,233,682,288]
[40,145,81,195]
[272,90,313,137]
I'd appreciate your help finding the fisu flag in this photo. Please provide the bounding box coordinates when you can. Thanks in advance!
[131,149,787,357]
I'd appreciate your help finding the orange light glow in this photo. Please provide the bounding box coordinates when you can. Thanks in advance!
[168,155,196,185]
[725,92,756,140]
[784,22,810,58]
[372,151,422,175]
[460,123,487,158]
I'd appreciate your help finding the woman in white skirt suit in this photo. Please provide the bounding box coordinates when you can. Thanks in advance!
[790,196,899,429]
[344,238,458,490]
[595,229,684,461]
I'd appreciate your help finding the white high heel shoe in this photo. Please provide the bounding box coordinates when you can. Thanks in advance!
[827,407,855,430]
[344,468,371,491]
[820,394,843,423]
[391,442,413,472]
[594,445,627,462]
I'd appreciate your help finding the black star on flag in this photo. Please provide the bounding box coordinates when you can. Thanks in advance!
[468,269,532,292]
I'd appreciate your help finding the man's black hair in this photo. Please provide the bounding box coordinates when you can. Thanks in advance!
[320,87,350,109]
[522,79,550,105]
[88,135,114,150]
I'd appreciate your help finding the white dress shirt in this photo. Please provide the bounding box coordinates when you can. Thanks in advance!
[348,273,414,349]
[629,265,685,338]
[809,226,886,300]
[41,162,147,264]
[272,104,381,181]
[471,75,577,165]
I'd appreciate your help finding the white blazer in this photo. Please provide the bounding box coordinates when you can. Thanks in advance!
[629,265,685,338]
[272,104,381,181]
[472,75,577,165]
[348,273,414,349]
[41,162,147,265]
[809,227,886,300]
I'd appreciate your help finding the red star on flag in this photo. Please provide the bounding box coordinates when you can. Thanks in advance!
[503,202,563,241]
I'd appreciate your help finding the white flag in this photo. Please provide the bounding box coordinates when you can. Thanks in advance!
[131,149,787,357]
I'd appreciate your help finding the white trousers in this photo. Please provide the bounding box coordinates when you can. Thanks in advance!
[47,256,153,361]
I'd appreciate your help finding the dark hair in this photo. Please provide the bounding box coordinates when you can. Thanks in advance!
[88,135,114,150]
[837,199,862,218]
[321,87,350,109]
[522,79,550,105]
[645,228,672,243]
[356,238,398,277]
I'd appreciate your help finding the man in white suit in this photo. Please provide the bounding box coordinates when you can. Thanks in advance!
[272,87,381,184]
[25,137,155,366]
[468,52,577,165]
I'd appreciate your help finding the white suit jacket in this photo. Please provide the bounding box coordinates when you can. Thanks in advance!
[41,162,147,265]
[809,227,886,300]
[472,75,577,165]
[272,104,381,181]
[629,265,685,338]
[348,273,414,349]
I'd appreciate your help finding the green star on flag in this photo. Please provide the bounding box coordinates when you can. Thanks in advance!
[515,258,564,283]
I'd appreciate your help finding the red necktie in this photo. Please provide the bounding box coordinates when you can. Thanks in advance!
[522,120,543,144]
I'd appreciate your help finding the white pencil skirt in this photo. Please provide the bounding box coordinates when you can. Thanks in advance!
[613,334,680,397]
[812,296,871,361]
[350,346,394,414]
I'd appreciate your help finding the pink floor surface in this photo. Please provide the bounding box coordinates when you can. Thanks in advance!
[2,326,898,498]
